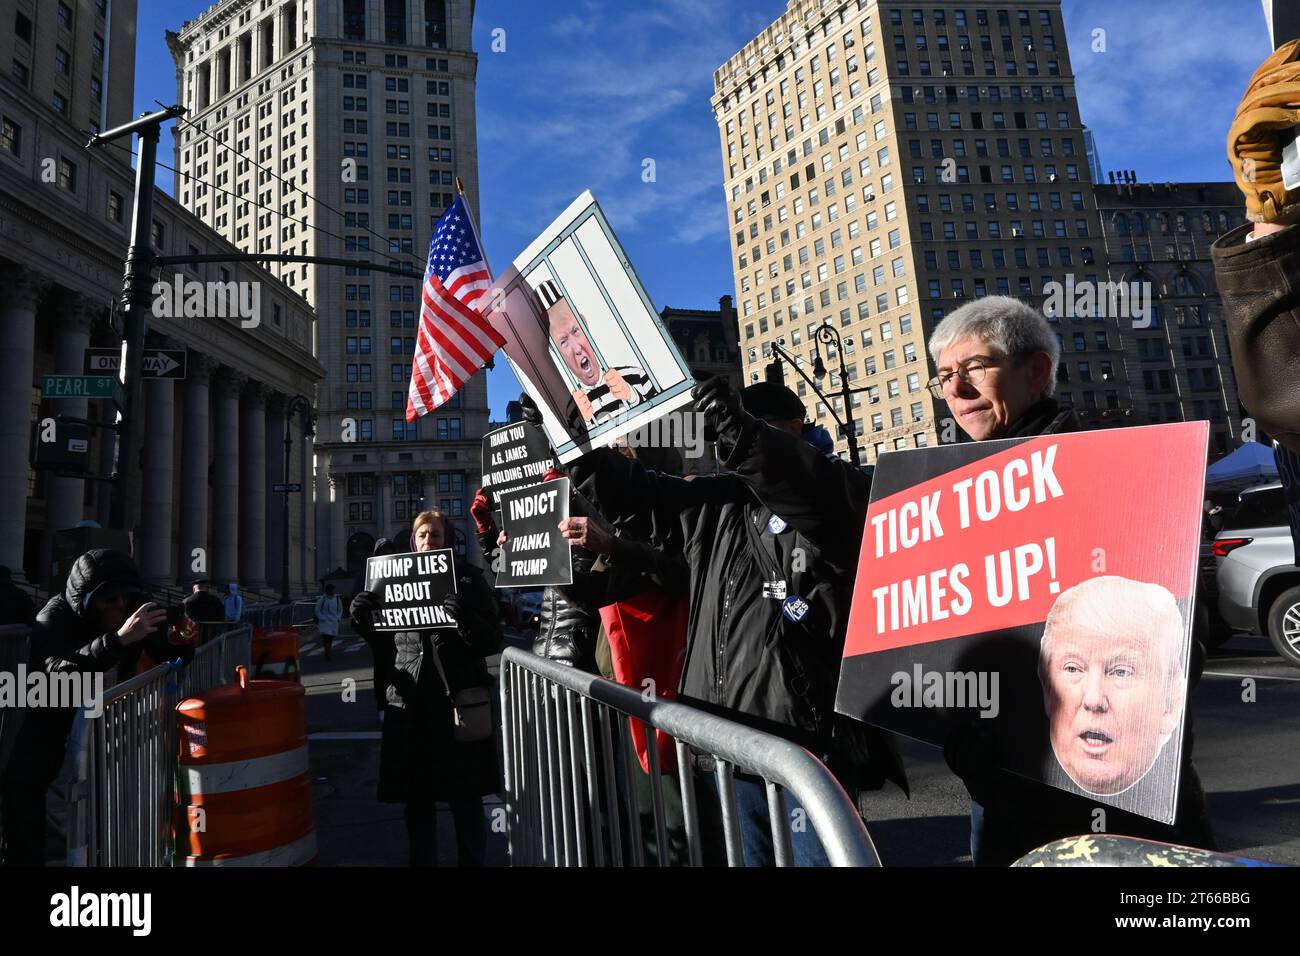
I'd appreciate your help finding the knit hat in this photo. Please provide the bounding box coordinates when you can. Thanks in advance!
[741,382,806,422]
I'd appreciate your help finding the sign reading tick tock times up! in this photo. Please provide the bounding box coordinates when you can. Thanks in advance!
[834,423,1208,825]
[496,478,573,588]
[363,549,458,631]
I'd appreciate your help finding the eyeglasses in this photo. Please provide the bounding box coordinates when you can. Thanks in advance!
[926,356,1009,400]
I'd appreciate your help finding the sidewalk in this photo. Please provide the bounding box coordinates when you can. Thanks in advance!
[303,625,534,867]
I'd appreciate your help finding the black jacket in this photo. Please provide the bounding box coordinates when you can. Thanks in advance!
[1211,219,1300,453]
[0,581,35,627]
[567,414,900,787]
[4,550,154,788]
[355,561,502,803]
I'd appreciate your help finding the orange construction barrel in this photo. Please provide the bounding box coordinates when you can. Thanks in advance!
[251,627,300,682]
[174,665,317,866]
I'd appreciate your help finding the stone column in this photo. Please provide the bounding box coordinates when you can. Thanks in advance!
[375,467,389,542]
[46,297,98,534]
[178,356,216,583]
[212,369,244,586]
[329,470,345,573]
[264,392,286,597]
[420,470,436,513]
[239,381,268,592]
[299,409,315,591]
[140,352,176,585]
[0,270,44,572]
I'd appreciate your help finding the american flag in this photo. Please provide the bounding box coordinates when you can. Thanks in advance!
[406,195,504,421]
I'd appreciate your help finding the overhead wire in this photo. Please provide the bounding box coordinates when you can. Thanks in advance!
[161,101,429,275]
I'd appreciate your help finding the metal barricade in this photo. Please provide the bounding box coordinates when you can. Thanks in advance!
[499,647,879,868]
[66,626,251,867]
[181,625,252,699]
[0,623,32,781]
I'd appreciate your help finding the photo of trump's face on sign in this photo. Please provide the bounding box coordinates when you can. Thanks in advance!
[1039,575,1187,797]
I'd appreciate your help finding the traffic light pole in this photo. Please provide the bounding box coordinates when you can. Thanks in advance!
[87,105,187,536]
[282,395,314,603]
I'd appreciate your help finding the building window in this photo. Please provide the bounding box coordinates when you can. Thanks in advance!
[107,190,123,222]
[52,92,68,115]
[55,46,71,76]
[0,117,20,157]
[57,157,77,192]
[57,2,73,29]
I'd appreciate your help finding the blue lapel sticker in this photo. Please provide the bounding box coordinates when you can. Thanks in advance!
[782,595,810,623]
[767,514,789,534]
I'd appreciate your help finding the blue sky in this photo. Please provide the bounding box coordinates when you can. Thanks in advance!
[133,0,1270,417]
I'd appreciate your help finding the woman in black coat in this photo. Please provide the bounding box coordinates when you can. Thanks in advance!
[350,510,502,866]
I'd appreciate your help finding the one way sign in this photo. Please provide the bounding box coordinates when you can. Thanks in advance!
[84,348,188,379]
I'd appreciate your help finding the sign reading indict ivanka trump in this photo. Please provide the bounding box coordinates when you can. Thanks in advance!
[834,423,1208,825]
[485,191,697,464]
[363,549,458,631]
[496,478,573,588]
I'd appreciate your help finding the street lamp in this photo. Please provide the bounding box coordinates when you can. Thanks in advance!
[768,324,862,467]
[281,395,315,603]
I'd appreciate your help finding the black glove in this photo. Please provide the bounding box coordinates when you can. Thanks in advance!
[442,590,479,638]
[692,376,747,446]
[518,392,543,428]
[943,720,1001,808]
[350,589,379,629]
[442,590,463,621]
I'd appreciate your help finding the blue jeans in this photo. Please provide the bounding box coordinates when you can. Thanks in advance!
[701,772,831,867]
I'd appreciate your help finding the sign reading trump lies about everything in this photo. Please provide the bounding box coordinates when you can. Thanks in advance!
[835,423,1207,824]
[363,549,458,632]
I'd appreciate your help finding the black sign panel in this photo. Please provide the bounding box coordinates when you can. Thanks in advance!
[273,483,303,493]
[496,478,572,588]
[362,549,458,631]
[481,422,556,500]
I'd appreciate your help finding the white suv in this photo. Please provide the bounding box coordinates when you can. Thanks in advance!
[1214,481,1300,668]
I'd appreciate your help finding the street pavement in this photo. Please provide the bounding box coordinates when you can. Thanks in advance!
[301,623,533,867]
[301,627,1300,868]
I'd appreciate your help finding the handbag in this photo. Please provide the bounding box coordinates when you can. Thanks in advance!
[429,644,493,744]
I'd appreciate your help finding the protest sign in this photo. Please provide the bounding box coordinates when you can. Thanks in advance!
[363,549,458,631]
[485,191,696,463]
[497,478,573,588]
[835,423,1208,824]
[481,422,555,499]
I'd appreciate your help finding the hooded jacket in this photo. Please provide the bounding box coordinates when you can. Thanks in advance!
[5,550,148,787]
[567,412,908,795]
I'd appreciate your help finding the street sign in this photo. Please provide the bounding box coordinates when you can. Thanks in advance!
[84,347,187,379]
[41,375,124,408]
[273,483,303,493]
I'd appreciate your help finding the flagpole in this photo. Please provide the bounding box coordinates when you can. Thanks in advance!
[455,176,493,276]
[453,176,497,370]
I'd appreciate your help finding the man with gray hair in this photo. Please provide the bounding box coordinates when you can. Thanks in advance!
[926,295,1074,442]
[1039,576,1188,798]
